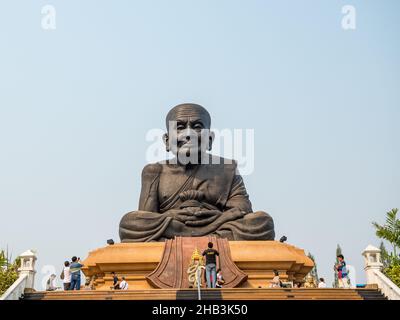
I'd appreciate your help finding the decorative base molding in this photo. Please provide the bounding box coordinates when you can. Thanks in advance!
[82,238,314,290]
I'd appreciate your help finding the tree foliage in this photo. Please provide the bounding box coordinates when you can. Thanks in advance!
[372,208,400,259]
[307,252,319,285]
[373,209,400,286]
[0,249,20,296]
[379,242,391,269]
[384,264,400,287]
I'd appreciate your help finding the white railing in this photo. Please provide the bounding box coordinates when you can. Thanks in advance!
[373,270,400,300]
[0,273,28,300]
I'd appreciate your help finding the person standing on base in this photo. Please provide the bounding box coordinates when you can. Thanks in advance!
[202,242,219,288]
[61,261,71,290]
[335,254,350,288]
[69,256,84,290]
[111,272,119,290]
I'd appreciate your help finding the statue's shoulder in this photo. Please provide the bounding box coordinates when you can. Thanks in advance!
[209,155,238,168]
[141,162,163,176]
[209,155,244,178]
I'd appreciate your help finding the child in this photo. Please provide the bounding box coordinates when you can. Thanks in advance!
[215,269,225,288]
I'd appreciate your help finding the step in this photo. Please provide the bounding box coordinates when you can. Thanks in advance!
[23,288,380,300]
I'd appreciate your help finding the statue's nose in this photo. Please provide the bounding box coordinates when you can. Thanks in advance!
[180,128,196,140]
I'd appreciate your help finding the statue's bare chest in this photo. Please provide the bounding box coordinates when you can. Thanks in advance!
[158,166,193,203]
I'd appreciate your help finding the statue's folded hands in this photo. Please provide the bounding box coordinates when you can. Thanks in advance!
[184,210,223,227]
[188,208,245,236]
[166,208,198,224]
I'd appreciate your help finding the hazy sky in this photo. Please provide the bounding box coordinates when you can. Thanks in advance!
[1,0,399,289]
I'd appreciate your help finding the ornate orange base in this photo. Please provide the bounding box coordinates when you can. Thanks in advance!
[82,239,313,290]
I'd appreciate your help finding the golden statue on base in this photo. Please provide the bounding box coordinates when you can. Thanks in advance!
[187,248,205,288]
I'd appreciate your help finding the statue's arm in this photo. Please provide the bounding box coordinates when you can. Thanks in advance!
[181,170,252,234]
[224,173,253,214]
[138,163,162,212]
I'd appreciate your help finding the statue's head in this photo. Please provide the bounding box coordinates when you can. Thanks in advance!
[163,103,214,164]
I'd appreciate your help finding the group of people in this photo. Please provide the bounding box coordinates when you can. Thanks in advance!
[46,256,84,291]
[200,243,351,290]
[46,250,350,291]
[45,256,131,292]
[269,272,327,289]
[110,272,129,290]
[267,254,350,289]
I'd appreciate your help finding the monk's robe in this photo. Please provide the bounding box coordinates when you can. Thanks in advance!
[119,156,275,242]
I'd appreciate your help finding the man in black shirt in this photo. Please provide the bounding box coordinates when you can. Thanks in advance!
[111,272,119,290]
[202,242,219,288]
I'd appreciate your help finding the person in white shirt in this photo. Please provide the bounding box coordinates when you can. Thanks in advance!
[119,277,129,290]
[318,278,327,288]
[269,270,281,288]
[61,261,71,290]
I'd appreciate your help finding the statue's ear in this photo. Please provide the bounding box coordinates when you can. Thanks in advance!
[163,133,170,152]
[208,131,215,151]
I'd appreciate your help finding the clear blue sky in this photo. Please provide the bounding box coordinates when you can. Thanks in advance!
[1,0,399,289]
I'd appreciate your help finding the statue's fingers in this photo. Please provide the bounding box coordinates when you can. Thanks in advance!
[182,215,197,221]
[179,210,196,216]
[185,220,206,227]
[175,216,188,223]
[204,215,220,223]
[185,215,219,226]
[194,210,220,217]
[194,211,210,217]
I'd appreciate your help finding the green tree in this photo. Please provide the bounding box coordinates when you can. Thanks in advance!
[372,208,400,287]
[0,248,20,296]
[0,250,7,268]
[379,242,391,269]
[307,253,319,285]
[385,264,400,287]
[372,208,400,261]
[332,244,342,288]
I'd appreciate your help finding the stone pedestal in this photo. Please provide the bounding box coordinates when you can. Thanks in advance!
[82,238,313,290]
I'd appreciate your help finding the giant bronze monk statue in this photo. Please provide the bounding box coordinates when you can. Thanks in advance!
[119,103,275,242]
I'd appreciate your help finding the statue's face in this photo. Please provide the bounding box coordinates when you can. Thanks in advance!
[164,104,214,164]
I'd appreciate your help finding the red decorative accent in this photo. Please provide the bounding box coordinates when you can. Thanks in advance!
[147,236,247,288]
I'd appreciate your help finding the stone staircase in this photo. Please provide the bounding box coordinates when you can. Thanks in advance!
[23,288,387,300]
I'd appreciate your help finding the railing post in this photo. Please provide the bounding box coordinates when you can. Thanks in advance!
[18,250,37,293]
[362,245,383,286]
